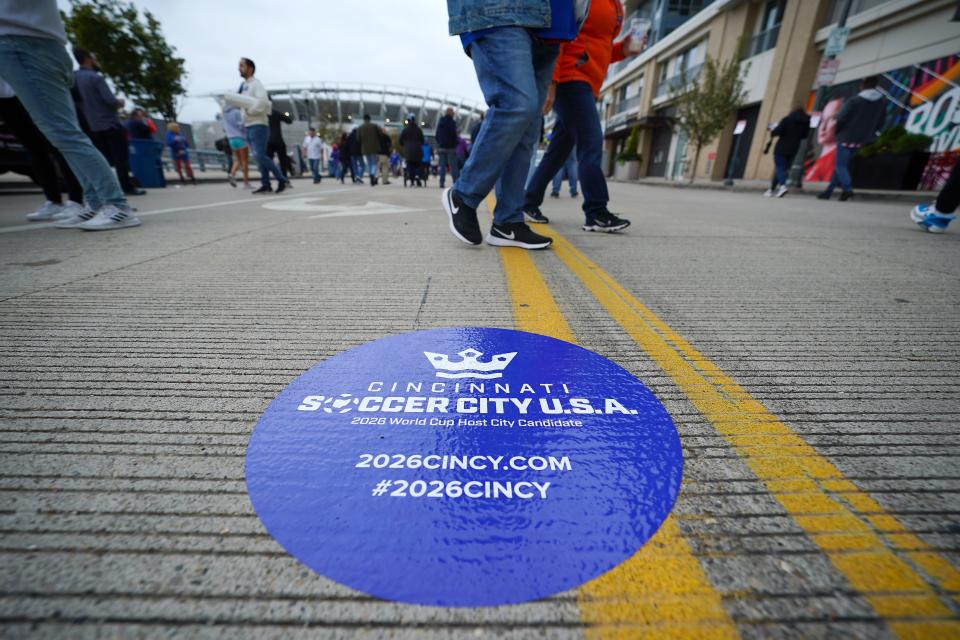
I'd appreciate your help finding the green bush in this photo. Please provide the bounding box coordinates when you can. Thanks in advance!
[858,125,932,157]
[617,125,642,163]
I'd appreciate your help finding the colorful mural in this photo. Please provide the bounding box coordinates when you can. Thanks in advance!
[804,53,960,190]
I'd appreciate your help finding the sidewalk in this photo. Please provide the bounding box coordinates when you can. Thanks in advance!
[1,181,958,638]
[615,175,939,203]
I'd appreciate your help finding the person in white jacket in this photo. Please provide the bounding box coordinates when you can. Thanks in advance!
[221,58,288,194]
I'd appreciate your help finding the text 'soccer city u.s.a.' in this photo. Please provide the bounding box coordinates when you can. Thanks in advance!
[245,327,683,607]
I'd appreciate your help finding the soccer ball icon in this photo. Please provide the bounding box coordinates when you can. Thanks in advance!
[323,393,356,413]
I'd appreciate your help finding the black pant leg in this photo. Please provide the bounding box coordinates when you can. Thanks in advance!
[107,127,135,192]
[0,98,63,202]
[935,161,960,214]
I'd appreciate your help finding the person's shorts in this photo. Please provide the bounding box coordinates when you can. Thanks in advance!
[229,137,247,150]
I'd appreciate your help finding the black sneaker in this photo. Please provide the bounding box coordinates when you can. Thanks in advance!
[276,180,289,194]
[839,191,853,201]
[817,191,831,200]
[252,185,273,194]
[523,207,549,224]
[583,211,630,233]
[442,187,482,245]
[549,192,559,198]
[486,222,552,250]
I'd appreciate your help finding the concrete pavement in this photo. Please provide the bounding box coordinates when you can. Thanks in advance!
[1,177,958,638]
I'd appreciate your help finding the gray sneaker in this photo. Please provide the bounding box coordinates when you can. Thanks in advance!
[54,206,97,228]
[26,201,64,221]
[76,204,141,231]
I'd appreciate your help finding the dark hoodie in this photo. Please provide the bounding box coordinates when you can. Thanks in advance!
[836,88,886,146]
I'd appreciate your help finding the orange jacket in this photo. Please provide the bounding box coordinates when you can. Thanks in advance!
[552,0,626,97]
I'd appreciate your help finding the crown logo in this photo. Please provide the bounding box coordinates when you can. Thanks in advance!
[423,348,517,379]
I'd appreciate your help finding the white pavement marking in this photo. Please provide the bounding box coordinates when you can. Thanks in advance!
[0,188,356,235]
[260,196,425,218]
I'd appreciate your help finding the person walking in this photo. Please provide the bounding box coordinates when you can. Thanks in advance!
[222,104,249,188]
[436,107,459,188]
[303,127,324,184]
[817,76,886,202]
[378,126,392,185]
[337,132,355,184]
[400,116,424,187]
[165,123,196,185]
[125,108,155,140]
[764,106,810,198]
[357,114,381,186]
[221,58,288,194]
[910,162,959,233]
[0,79,86,221]
[520,0,641,232]
[422,141,433,186]
[267,109,294,178]
[72,47,145,196]
[347,127,364,182]
[0,1,138,230]
[442,0,587,250]
[550,146,578,197]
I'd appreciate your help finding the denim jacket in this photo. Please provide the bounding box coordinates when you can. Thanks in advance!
[447,0,551,35]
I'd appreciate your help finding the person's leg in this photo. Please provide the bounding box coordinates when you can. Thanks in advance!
[438,148,448,187]
[56,150,84,203]
[108,126,136,192]
[247,125,271,189]
[773,153,788,188]
[0,97,62,203]
[566,152,578,195]
[551,165,564,195]
[552,81,608,220]
[366,154,378,181]
[449,149,460,182]
[453,27,556,219]
[0,36,129,211]
[239,147,250,185]
[183,158,195,180]
[455,28,557,223]
[835,145,853,194]
[935,161,960,214]
[524,118,574,211]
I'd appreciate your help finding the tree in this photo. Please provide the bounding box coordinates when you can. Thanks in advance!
[672,55,747,183]
[61,0,187,120]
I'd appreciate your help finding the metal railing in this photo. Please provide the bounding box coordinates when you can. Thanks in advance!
[654,63,704,99]
[614,95,642,115]
[743,24,780,59]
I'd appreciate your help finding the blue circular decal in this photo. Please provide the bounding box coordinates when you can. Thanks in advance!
[246,328,682,607]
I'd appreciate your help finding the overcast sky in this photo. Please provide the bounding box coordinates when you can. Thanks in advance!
[57,0,486,123]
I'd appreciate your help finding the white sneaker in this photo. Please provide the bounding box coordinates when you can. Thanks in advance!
[75,204,141,231]
[54,201,86,220]
[26,201,64,221]
[776,185,788,198]
[54,206,98,228]
[763,189,774,197]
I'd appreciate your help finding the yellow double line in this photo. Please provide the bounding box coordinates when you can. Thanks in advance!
[485,196,960,638]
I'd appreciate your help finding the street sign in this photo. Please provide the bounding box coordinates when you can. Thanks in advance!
[733,120,747,135]
[825,26,850,57]
[814,58,841,89]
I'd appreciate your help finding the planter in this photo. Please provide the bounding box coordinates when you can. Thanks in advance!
[614,159,641,181]
[851,151,930,191]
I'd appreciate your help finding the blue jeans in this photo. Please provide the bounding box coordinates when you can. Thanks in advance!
[437,147,459,186]
[352,156,364,179]
[825,145,854,195]
[0,35,127,210]
[551,148,578,195]
[454,28,558,224]
[524,81,606,220]
[365,154,378,179]
[771,153,790,189]
[247,124,285,188]
[309,158,321,181]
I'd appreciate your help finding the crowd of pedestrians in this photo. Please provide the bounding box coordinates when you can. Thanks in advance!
[1,0,954,238]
